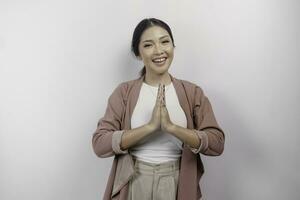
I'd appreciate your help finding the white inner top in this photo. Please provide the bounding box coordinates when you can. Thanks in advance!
[129,81,187,163]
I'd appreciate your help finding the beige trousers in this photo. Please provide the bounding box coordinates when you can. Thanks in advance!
[127,158,180,200]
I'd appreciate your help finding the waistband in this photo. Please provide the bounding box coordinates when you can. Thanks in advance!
[133,157,180,171]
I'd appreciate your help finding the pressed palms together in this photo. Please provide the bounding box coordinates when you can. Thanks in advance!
[148,83,174,132]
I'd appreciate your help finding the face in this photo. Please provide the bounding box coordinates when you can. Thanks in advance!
[138,26,174,76]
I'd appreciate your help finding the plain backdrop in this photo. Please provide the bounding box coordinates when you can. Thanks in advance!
[1,0,299,199]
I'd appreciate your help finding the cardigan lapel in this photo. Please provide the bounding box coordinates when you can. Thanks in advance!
[170,74,198,200]
[112,76,144,198]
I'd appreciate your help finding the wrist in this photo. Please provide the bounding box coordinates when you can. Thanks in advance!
[166,123,177,133]
[145,123,156,133]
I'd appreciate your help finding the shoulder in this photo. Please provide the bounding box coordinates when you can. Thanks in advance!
[175,78,211,111]
[175,77,205,96]
[115,77,139,91]
[119,77,140,88]
[110,77,140,98]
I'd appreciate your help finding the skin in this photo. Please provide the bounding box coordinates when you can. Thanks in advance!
[137,26,174,87]
[120,26,201,150]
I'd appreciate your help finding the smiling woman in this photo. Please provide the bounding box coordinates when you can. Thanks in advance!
[137,26,174,85]
[92,18,225,200]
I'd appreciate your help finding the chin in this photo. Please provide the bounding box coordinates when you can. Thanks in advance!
[153,66,169,73]
[147,63,171,75]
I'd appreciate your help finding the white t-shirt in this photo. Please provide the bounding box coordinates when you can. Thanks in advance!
[129,81,187,163]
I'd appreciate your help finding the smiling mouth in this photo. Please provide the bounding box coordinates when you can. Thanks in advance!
[152,57,167,64]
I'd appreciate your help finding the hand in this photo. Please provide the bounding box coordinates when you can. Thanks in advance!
[160,84,174,132]
[147,83,163,131]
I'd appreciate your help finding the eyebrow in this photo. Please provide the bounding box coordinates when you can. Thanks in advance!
[142,35,170,43]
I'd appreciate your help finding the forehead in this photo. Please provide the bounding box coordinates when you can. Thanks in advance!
[140,26,170,42]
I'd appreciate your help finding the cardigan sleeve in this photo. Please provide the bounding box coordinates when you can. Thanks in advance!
[92,83,128,158]
[188,86,225,156]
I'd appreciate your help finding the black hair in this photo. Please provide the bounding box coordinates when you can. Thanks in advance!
[131,18,175,77]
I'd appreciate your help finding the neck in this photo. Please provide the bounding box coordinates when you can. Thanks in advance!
[144,72,172,87]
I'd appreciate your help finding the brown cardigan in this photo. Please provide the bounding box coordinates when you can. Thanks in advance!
[92,73,225,200]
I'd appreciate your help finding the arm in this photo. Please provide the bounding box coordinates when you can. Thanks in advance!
[121,84,163,150]
[92,83,157,158]
[168,124,224,156]
[190,86,225,156]
[166,86,225,156]
[92,83,128,158]
[167,124,201,149]
[161,82,224,156]
[120,124,155,150]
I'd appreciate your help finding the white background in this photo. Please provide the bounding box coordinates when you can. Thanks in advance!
[1,0,299,199]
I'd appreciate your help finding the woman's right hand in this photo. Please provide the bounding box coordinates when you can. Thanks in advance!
[147,83,163,132]
[118,83,163,150]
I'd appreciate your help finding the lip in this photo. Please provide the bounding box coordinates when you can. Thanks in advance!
[152,56,168,65]
[152,57,168,66]
[152,56,167,61]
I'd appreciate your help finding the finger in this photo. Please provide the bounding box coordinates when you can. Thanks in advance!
[162,84,166,106]
[156,83,161,105]
[159,83,163,104]
[159,84,164,107]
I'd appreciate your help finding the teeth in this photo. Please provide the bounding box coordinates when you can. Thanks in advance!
[153,58,166,63]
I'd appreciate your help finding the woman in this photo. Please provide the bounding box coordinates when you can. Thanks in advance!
[92,18,225,200]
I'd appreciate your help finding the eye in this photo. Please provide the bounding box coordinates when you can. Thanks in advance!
[162,40,170,44]
[144,44,152,48]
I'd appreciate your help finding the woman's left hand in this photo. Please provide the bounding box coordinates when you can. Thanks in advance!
[160,84,174,132]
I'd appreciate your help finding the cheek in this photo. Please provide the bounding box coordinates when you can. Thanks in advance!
[165,46,174,53]
[140,53,153,64]
[167,50,174,59]
[142,51,153,60]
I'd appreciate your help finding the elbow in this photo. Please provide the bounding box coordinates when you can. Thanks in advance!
[92,145,108,158]
[211,135,225,156]
[204,144,224,156]
[217,133,225,155]
[92,140,105,158]
[213,143,225,156]
[92,134,114,158]
[203,132,225,156]
[94,151,113,158]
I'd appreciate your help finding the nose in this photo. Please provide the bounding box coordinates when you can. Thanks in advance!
[154,44,163,55]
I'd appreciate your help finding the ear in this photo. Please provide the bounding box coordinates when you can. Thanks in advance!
[137,55,142,60]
